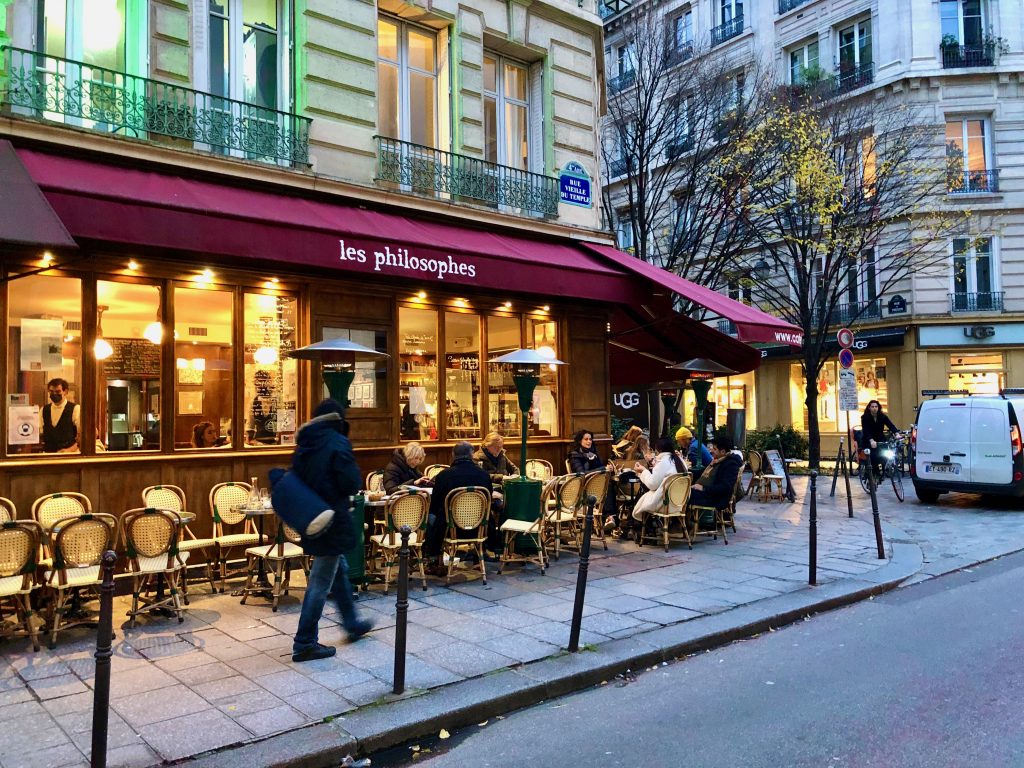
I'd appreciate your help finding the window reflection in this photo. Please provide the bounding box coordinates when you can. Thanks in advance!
[445,312,480,439]
[487,315,522,437]
[6,274,82,455]
[321,327,388,408]
[244,293,297,446]
[399,307,438,440]
[528,318,559,437]
[175,285,233,449]
[96,281,161,452]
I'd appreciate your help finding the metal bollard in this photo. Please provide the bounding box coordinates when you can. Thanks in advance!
[393,525,412,695]
[808,471,817,586]
[568,495,596,653]
[91,550,117,768]
[867,469,886,559]
[843,447,855,519]
[830,438,842,497]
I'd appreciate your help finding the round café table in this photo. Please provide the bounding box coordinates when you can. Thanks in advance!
[233,504,279,600]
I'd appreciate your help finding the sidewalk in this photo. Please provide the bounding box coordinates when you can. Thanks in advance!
[1,476,1016,768]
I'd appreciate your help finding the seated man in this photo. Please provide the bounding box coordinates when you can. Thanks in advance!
[424,441,493,572]
[689,435,744,510]
[675,426,712,470]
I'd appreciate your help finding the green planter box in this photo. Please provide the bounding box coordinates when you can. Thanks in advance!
[502,477,542,554]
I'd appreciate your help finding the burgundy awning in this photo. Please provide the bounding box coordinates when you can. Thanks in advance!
[581,242,803,348]
[0,141,76,249]
[17,149,638,303]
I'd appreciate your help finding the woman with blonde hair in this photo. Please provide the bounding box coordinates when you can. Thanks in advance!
[383,441,431,492]
[612,425,643,459]
[474,432,519,483]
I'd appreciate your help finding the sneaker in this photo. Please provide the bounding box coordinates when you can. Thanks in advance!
[292,643,337,663]
[345,618,375,642]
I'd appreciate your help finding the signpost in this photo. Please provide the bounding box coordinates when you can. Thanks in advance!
[831,329,858,515]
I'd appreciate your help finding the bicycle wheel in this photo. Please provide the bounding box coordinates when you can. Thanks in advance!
[859,462,873,494]
[890,465,905,502]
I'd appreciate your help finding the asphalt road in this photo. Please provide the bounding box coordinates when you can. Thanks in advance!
[373,551,1024,768]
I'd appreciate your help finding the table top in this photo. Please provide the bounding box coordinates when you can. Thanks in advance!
[235,504,276,516]
[177,511,197,524]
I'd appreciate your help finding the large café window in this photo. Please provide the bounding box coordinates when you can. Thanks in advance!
[243,292,298,447]
[95,280,162,452]
[398,305,560,442]
[6,274,83,455]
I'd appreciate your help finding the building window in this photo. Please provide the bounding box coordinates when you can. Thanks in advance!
[940,0,984,47]
[174,285,233,450]
[209,0,284,110]
[95,281,162,452]
[528,318,559,437]
[946,117,994,193]
[377,17,438,148]
[445,312,481,440]
[6,274,82,455]
[788,40,819,84]
[487,315,523,437]
[860,135,877,196]
[952,237,999,311]
[720,0,743,24]
[38,0,128,70]
[838,19,872,70]
[319,328,388,409]
[484,54,530,170]
[616,211,635,253]
[669,8,694,54]
[399,306,439,441]
[243,293,298,447]
[949,353,1004,395]
[727,278,752,304]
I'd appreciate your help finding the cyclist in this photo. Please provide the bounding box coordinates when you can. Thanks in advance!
[860,399,900,482]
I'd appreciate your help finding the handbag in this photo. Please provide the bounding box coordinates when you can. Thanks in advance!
[268,467,335,538]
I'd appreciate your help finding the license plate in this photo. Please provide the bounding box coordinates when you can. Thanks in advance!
[926,463,961,475]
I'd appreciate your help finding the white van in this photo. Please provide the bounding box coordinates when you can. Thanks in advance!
[911,390,1024,503]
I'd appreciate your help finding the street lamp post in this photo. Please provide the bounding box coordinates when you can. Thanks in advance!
[289,338,389,408]
[668,357,735,474]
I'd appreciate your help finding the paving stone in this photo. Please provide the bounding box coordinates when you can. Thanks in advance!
[194,674,260,701]
[580,611,650,636]
[429,616,508,644]
[110,684,210,729]
[0,701,68,757]
[0,683,36,708]
[309,662,376,692]
[288,687,356,720]
[420,591,494,612]
[630,605,704,625]
[367,657,464,690]
[172,660,239,686]
[470,605,550,629]
[580,593,660,614]
[478,633,561,663]
[233,702,308,737]
[138,709,250,762]
[102,742,160,768]
[42,691,93,717]
[213,687,286,717]
[422,640,515,678]
[523,599,600,622]
[1,740,85,768]
[254,668,324,698]
[518,620,606,647]
[26,672,90,700]
[224,652,289,678]
[56,708,142,751]
[337,676,393,706]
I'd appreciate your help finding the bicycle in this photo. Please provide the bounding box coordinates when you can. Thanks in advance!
[858,432,907,503]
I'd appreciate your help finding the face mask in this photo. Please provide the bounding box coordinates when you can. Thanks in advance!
[49,392,63,404]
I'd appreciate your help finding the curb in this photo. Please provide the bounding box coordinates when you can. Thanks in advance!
[181,532,923,768]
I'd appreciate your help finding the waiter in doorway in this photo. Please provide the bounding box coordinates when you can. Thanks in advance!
[40,377,80,453]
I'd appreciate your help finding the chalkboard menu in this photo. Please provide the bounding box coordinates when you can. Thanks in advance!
[102,338,161,377]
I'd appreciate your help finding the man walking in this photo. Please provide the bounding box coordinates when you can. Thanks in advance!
[288,399,373,662]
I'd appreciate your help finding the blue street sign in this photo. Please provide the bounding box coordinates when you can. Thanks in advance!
[559,161,592,208]
[839,348,855,369]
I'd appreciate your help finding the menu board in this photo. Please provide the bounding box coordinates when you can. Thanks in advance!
[103,338,161,377]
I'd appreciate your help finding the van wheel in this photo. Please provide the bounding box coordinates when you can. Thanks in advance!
[915,488,940,504]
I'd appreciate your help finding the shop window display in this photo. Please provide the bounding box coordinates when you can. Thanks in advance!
[321,327,388,408]
[949,353,1004,395]
[175,285,233,449]
[243,293,297,446]
[5,274,82,454]
[487,314,523,437]
[790,358,888,433]
[528,318,560,437]
[95,280,162,452]
[445,312,481,439]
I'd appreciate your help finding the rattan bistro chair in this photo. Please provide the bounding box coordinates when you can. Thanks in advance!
[423,464,449,480]
[42,513,117,648]
[637,474,692,552]
[210,482,263,592]
[498,482,548,576]
[142,485,217,602]
[242,521,309,611]
[369,489,429,594]
[576,470,611,551]
[366,470,385,493]
[544,473,583,560]
[525,459,553,482]
[32,492,92,566]
[0,520,43,651]
[442,487,491,586]
[0,497,15,523]
[120,508,187,626]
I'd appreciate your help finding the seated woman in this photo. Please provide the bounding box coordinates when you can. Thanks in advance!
[567,429,618,532]
[611,425,643,460]
[473,432,519,485]
[192,420,227,448]
[631,437,687,525]
[383,442,431,493]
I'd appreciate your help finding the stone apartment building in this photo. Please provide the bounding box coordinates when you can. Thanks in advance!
[602,0,1024,442]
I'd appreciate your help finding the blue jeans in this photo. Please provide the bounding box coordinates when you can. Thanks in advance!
[293,554,358,653]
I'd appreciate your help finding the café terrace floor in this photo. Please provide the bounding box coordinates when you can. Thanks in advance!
[0,479,894,767]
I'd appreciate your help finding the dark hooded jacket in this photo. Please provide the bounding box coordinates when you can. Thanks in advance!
[290,412,361,556]
[383,448,423,493]
[693,451,743,509]
[473,446,519,483]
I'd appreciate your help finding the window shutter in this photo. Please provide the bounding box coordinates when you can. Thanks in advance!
[529,61,545,175]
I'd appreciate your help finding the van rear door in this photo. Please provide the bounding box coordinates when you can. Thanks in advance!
[916,399,972,482]
[970,404,1012,485]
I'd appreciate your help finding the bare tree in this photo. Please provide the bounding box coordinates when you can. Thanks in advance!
[600,5,775,297]
[722,87,975,465]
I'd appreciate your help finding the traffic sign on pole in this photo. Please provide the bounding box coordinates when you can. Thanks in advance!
[837,328,855,349]
[839,348,855,369]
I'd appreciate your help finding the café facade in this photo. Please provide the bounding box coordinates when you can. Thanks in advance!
[0,140,801,527]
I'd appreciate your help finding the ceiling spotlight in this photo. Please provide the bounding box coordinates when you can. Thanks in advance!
[542,305,550,312]
[503,301,512,309]
[417,290,427,299]
[128,260,139,271]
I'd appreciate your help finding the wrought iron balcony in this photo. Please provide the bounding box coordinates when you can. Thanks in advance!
[375,136,559,217]
[778,0,810,13]
[608,69,636,94]
[665,134,694,160]
[608,157,629,177]
[1,45,310,166]
[947,168,1000,194]
[941,43,996,68]
[823,299,881,326]
[711,16,744,46]
[836,62,874,94]
[950,291,1004,313]
[666,41,694,66]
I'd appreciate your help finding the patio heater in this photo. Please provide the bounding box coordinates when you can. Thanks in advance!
[489,349,567,534]
[289,338,389,408]
[668,357,735,473]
